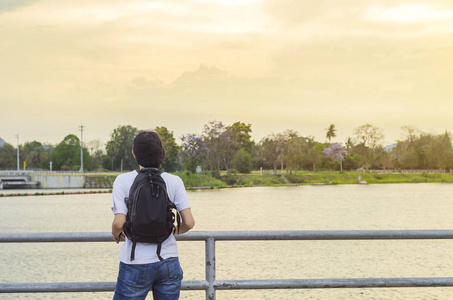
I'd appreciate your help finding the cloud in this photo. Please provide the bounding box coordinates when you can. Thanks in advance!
[0,0,39,13]
[263,0,453,23]
[363,4,453,23]
[1,0,452,145]
[262,0,453,36]
[2,58,452,145]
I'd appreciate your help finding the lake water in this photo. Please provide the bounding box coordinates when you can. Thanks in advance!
[1,183,452,299]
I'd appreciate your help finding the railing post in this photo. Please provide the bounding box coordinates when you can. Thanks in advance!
[206,237,215,300]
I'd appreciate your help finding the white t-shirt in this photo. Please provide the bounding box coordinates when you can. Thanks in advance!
[111,170,190,264]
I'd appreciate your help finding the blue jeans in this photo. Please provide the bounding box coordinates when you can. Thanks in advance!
[113,257,183,300]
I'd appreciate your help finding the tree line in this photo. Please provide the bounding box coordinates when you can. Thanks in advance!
[0,122,452,173]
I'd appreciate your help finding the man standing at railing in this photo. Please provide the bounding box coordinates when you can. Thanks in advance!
[111,131,195,300]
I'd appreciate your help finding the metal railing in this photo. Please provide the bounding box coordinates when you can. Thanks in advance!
[0,171,83,175]
[1,230,453,299]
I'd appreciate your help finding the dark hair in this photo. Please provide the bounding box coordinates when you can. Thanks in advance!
[133,131,165,168]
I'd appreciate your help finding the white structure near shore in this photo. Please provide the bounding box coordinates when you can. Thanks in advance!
[0,171,85,189]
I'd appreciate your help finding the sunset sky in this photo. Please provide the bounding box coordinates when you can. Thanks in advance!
[1,0,452,148]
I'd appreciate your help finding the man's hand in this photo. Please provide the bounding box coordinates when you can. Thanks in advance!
[172,226,179,235]
[112,214,126,244]
[177,208,195,235]
[113,231,125,244]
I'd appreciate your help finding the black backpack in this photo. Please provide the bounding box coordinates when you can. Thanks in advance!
[123,168,180,261]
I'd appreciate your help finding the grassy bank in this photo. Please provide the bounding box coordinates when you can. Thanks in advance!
[2,171,452,197]
[84,173,119,188]
[180,171,453,188]
[3,171,451,197]
[174,172,227,189]
[69,170,453,188]
[284,171,453,185]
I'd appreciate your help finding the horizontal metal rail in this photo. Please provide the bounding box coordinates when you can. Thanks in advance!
[2,230,453,243]
[2,278,453,293]
[1,230,453,299]
[214,277,453,289]
[0,281,209,293]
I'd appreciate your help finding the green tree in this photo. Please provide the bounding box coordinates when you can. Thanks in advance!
[0,144,16,169]
[426,131,453,169]
[395,127,453,170]
[218,128,241,174]
[39,144,54,170]
[255,131,311,173]
[85,139,104,171]
[179,133,206,173]
[255,136,279,173]
[52,134,90,171]
[202,120,225,171]
[399,144,418,169]
[397,125,422,169]
[106,125,139,171]
[23,141,45,169]
[440,131,453,169]
[343,152,361,171]
[232,148,253,173]
[227,122,254,153]
[202,120,254,173]
[372,146,393,170]
[102,155,114,171]
[325,124,337,142]
[274,133,288,173]
[307,143,324,171]
[353,124,384,171]
[155,126,180,172]
[275,130,302,174]
[345,137,354,153]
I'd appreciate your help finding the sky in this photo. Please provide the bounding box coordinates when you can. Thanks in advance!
[1,0,452,148]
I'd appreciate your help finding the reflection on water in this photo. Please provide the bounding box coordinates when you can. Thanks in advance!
[0,184,452,299]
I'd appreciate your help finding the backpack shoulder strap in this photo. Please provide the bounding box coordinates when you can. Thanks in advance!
[124,170,147,204]
[131,241,137,261]
[156,243,164,261]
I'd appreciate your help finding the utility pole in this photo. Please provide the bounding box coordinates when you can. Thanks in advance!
[79,125,84,172]
[16,134,20,172]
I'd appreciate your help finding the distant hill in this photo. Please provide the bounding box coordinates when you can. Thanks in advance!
[0,137,6,148]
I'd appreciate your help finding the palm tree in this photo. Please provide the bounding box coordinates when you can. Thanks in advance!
[345,137,354,153]
[325,124,337,142]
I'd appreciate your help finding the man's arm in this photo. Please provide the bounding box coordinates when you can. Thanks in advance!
[112,213,126,243]
[175,208,195,235]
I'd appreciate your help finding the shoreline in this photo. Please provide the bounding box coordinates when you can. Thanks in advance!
[1,179,452,197]
[177,171,453,190]
[2,171,453,197]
